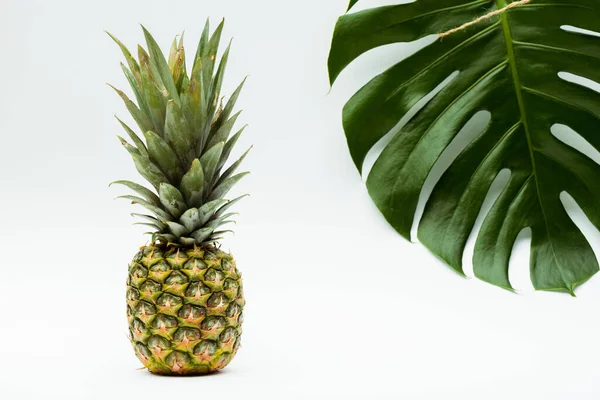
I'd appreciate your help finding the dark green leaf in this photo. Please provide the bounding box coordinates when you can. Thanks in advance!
[328,0,600,294]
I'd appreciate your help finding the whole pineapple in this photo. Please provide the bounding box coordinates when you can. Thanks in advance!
[108,21,248,375]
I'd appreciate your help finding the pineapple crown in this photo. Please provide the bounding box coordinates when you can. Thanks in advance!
[108,21,249,247]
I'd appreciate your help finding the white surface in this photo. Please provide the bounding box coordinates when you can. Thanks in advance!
[2,0,600,399]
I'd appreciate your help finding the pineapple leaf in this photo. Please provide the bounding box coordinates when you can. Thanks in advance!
[180,159,205,206]
[191,227,214,242]
[207,172,249,202]
[168,37,178,72]
[158,183,188,218]
[155,233,178,243]
[215,194,248,218]
[211,77,247,135]
[120,63,151,119]
[110,180,160,205]
[179,237,197,246]
[172,40,187,92]
[200,20,225,95]
[116,117,148,157]
[199,142,224,186]
[194,18,211,66]
[207,110,241,150]
[131,213,167,230]
[165,221,190,237]
[109,85,154,134]
[134,222,163,230]
[218,125,246,171]
[164,99,195,164]
[179,208,201,232]
[206,213,237,229]
[144,130,183,183]
[105,31,141,83]
[216,146,251,186]
[129,151,169,190]
[186,58,208,142]
[198,199,228,225]
[208,40,231,118]
[117,195,173,221]
[141,25,180,102]
[117,136,141,156]
[139,47,167,136]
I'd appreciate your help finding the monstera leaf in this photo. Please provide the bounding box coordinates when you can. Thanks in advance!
[329,0,600,294]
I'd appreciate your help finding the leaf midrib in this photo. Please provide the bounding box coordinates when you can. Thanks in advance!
[497,0,569,289]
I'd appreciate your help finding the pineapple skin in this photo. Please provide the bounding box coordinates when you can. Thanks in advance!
[127,244,244,375]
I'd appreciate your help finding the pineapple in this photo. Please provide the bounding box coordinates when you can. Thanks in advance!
[108,21,248,375]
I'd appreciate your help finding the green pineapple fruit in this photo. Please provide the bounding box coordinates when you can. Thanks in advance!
[108,21,249,375]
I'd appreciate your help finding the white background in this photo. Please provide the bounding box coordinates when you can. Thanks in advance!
[2,0,600,399]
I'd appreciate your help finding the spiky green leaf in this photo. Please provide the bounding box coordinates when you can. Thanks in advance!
[116,117,148,157]
[199,142,224,186]
[164,99,195,163]
[142,25,180,102]
[109,85,154,134]
[207,172,249,202]
[117,195,173,221]
[158,183,188,218]
[144,130,183,183]
[180,159,205,206]
[110,180,160,206]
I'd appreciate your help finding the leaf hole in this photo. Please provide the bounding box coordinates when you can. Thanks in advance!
[558,72,600,95]
[332,35,437,107]
[462,168,511,278]
[362,71,459,178]
[411,110,491,242]
[551,124,600,167]
[507,227,534,293]
[560,25,600,39]
[560,192,600,277]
